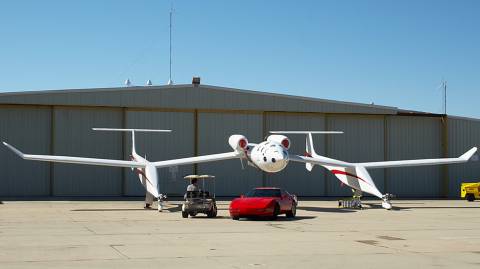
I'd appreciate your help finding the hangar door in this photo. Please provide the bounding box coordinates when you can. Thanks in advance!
[326,115,385,197]
[447,118,480,197]
[197,112,263,196]
[0,106,51,196]
[53,107,123,196]
[124,110,195,196]
[264,112,327,196]
[386,116,442,197]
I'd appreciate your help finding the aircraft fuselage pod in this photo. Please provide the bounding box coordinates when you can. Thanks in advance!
[228,134,290,173]
[247,141,289,173]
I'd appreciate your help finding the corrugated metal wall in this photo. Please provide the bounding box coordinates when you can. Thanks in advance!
[326,115,385,197]
[0,106,51,196]
[265,113,327,196]
[52,107,123,196]
[1,104,479,198]
[386,116,442,197]
[197,112,263,196]
[124,110,195,196]
[447,117,480,197]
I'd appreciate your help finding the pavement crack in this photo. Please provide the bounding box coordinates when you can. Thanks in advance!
[377,235,406,241]
[110,244,130,260]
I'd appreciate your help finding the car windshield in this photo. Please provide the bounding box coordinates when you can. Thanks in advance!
[245,189,281,197]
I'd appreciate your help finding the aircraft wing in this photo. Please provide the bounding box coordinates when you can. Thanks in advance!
[153,152,241,168]
[3,142,146,168]
[357,147,477,169]
[289,154,355,168]
[289,147,477,169]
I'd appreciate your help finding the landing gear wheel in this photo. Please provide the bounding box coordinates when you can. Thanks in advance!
[466,193,475,202]
[286,202,296,218]
[182,211,188,218]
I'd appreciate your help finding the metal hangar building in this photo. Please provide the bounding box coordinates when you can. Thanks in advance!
[0,83,478,198]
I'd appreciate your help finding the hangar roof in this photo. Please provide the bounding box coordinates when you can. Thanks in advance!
[0,84,399,114]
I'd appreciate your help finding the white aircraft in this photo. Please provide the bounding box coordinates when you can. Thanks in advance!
[2,128,477,210]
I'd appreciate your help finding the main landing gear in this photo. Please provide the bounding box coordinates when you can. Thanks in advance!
[381,194,393,210]
[144,193,167,212]
[338,189,363,209]
[338,189,394,210]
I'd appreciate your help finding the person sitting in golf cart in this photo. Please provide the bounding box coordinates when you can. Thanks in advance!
[187,178,200,192]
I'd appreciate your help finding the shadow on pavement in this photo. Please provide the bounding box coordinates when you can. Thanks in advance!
[71,208,149,211]
[298,206,357,213]
[363,202,480,211]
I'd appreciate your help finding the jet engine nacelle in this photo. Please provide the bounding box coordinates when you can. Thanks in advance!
[229,135,248,152]
[266,135,291,150]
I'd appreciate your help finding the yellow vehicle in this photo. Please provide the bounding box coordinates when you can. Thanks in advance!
[461,182,480,202]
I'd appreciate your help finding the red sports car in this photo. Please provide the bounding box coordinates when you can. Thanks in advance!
[229,187,298,220]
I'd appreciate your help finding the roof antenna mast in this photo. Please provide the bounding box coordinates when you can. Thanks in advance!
[442,79,447,115]
[167,3,174,85]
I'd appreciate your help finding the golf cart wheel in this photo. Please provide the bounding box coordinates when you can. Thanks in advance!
[182,211,189,218]
[286,202,296,218]
[466,193,475,202]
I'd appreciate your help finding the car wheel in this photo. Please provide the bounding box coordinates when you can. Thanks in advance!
[182,211,189,218]
[286,202,296,218]
[271,203,280,220]
[466,193,475,202]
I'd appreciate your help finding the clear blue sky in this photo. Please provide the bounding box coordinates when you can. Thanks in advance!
[1,0,479,118]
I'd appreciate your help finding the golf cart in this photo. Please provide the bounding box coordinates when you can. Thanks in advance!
[181,175,218,218]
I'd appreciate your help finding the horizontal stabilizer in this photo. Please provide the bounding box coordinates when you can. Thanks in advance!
[92,128,171,133]
[270,131,343,134]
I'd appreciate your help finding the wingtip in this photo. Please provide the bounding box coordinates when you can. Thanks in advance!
[2,142,24,157]
[461,147,478,160]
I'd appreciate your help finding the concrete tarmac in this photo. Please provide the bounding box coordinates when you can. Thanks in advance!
[1,199,479,268]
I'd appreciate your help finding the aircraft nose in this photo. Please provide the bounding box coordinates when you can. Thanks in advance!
[271,148,288,164]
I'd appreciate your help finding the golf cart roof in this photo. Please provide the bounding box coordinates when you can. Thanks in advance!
[184,175,216,180]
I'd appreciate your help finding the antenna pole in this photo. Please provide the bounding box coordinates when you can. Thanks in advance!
[167,5,173,85]
[443,80,447,115]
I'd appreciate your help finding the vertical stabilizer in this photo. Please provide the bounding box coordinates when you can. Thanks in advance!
[305,133,316,171]
[131,130,136,154]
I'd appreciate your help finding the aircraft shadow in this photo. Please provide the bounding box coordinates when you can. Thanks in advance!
[188,215,232,219]
[71,208,150,211]
[362,202,480,211]
[297,206,357,213]
[71,204,184,212]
